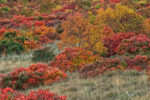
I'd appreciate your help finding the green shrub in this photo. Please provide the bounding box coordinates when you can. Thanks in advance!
[0,0,6,3]
[0,40,24,55]
[32,47,55,62]
[39,0,56,13]
[0,6,10,13]
[2,31,17,40]
[75,0,92,10]
[94,4,102,9]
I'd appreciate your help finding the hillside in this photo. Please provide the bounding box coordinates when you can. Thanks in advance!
[0,0,150,100]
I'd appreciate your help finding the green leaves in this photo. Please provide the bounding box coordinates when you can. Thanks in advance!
[32,47,55,62]
[0,0,6,3]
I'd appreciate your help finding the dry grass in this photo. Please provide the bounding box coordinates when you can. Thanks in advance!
[22,71,150,100]
[0,47,150,100]
[0,42,59,73]
[0,53,34,73]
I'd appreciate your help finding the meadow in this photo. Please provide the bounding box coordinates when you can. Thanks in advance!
[0,0,150,100]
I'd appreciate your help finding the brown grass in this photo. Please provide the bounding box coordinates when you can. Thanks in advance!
[22,71,150,100]
[0,53,150,100]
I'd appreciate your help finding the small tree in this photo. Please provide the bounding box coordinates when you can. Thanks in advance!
[59,12,107,55]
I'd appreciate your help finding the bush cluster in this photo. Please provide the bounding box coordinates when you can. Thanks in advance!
[50,47,101,72]
[79,55,150,78]
[0,87,66,100]
[0,63,67,89]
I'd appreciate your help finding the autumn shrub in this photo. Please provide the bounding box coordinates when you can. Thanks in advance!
[0,28,6,37]
[110,0,120,3]
[59,12,106,55]
[117,34,150,55]
[104,32,136,56]
[0,63,67,89]
[32,47,55,62]
[26,89,66,100]
[0,87,66,100]
[79,55,150,78]
[34,21,45,27]
[23,40,38,50]
[96,4,144,33]
[143,18,150,35]
[126,55,149,70]
[138,6,150,18]
[33,26,57,40]
[50,47,101,72]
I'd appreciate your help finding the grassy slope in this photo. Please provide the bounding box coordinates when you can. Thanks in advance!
[0,42,59,73]
[0,44,150,100]
[22,71,150,100]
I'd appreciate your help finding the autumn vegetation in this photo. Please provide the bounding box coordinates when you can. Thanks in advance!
[0,0,150,99]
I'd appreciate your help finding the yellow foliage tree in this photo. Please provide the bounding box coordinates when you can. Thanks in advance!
[59,12,107,55]
[143,18,150,36]
[96,4,144,33]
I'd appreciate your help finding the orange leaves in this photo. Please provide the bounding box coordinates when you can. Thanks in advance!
[143,18,150,35]
[34,26,55,36]
[50,47,101,72]
[0,28,6,37]
[59,12,106,54]
[24,40,38,50]
[116,65,125,70]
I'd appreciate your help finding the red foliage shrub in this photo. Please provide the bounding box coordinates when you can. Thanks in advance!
[34,21,45,27]
[50,47,101,72]
[0,87,66,100]
[11,15,26,23]
[79,55,150,78]
[0,63,67,89]
[126,55,149,71]
[110,0,120,3]
[26,89,66,100]
[117,34,150,55]
[0,28,6,37]
[104,32,136,56]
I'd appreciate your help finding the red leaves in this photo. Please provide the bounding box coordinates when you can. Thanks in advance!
[0,28,6,37]
[34,21,45,27]
[0,63,67,89]
[104,32,136,56]
[27,89,66,100]
[50,47,101,72]
[110,0,120,3]
[0,87,66,100]
[117,34,150,55]
[80,55,150,78]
